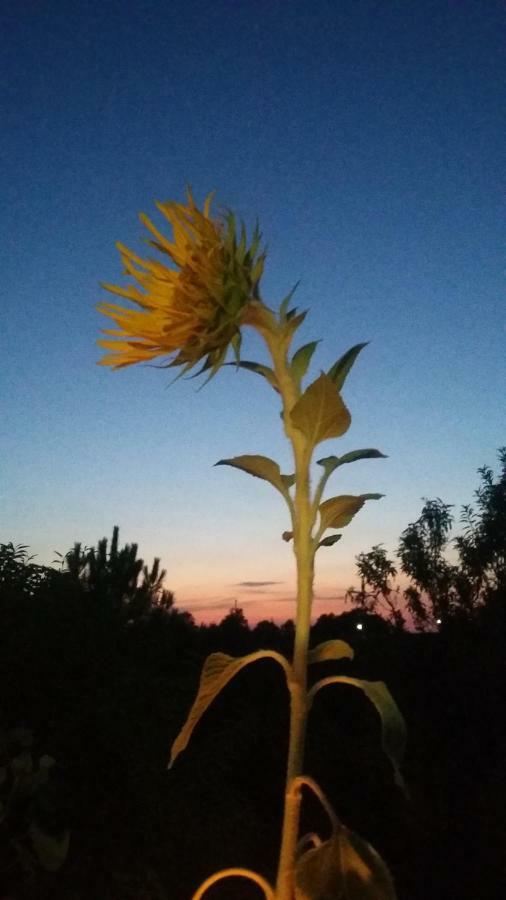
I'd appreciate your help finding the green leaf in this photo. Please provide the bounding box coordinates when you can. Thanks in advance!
[295,827,397,900]
[317,449,387,478]
[327,342,369,391]
[318,494,383,532]
[286,309,308,335]
[224,360,279,392]
[215,455,294,496]
[29,822,70,872]
[230,330,242,364]
[237,221,247,261]
[290,341,320,384]
[316,456,342,478]
[290,373,351,448]
[317,534,343,549]
[168,650,291,768]
[309,676,406,789]
[279,281,300,320]
[308,640,354,664]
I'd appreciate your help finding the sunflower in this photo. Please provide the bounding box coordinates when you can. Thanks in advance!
[97,189,265,377]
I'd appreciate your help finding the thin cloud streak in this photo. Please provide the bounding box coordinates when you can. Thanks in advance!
[235,581,285,587]
[182,596,238,612]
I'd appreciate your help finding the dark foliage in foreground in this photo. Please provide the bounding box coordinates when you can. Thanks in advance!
[1,451,505,900]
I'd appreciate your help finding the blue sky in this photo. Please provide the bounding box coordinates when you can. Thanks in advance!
[2,0,504,622]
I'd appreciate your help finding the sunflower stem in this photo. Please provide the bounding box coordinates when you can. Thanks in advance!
[255,317,317,900]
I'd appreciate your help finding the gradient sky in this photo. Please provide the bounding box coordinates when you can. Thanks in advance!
[2,0,504,624]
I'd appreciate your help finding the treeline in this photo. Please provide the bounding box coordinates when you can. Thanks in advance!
[3,446,504,633]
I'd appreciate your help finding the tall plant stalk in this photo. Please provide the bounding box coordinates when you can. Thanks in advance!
[98,189,406,899]
[262,325,315,899]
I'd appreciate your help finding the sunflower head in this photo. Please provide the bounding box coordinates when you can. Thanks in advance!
[97,189,265,378]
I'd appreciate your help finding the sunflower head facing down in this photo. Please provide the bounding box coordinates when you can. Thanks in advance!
[97,189,265,378]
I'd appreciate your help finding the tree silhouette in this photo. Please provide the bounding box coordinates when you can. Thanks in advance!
[0,542,54,597]
[252,619,283,650]
[398,498,457,625]
[456,448,506,604]
[217,604,251,652]
[347,449,506,629]
[346,544,405,628]
[57,526,170,619]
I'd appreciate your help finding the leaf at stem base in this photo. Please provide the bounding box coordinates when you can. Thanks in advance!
[295,826,397,899]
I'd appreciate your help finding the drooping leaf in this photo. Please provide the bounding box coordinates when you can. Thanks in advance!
[317,449,387,478]
[290,374,351,448]
[295,827,397,900]
[309,676,406,789]
[168,650,291,768]
[317,534,343,549]
[290,341,320,384]
[308,640,354,664]
[215,455,295,496]
[318,494,383,532]
[327,342,369,391]
[224,360,279,392]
